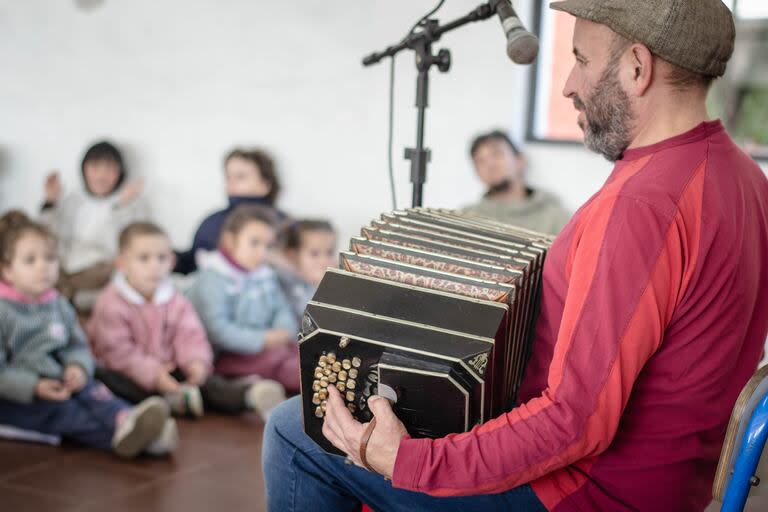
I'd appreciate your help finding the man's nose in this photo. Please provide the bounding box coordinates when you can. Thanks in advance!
[562,64,578,99]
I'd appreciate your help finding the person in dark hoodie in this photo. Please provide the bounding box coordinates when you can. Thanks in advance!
[40,141,151,310]
[174,147,287,275]
[460,130,570,235]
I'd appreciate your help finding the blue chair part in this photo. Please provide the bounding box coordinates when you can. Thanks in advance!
[713,365,768,511]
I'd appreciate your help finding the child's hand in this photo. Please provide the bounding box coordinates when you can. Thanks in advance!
[62,365,87,393]
[117,178,145,206]
[44,171,62,204]
[185,361,208,386]
[35,378,71,401]
[155,371,181,394]
[265,329,294,348]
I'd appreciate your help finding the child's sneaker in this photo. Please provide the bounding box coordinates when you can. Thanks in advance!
[245,379,286,422]
[145,418,179,456]
[165,384,204,419]
[112,397,169,458]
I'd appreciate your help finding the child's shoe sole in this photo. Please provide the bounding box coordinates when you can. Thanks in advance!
[113,397,169,458]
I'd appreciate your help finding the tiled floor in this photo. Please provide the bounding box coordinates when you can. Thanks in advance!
[0,413,267,512]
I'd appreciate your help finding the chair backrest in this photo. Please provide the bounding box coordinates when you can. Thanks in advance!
[712,364,768,502]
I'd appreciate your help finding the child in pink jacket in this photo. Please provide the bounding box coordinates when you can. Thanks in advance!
[88,222,285,420]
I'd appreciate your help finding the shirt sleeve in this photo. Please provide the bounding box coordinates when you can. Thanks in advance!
[270,282,299,336]
[88,304,165,390]
[174,215,215,275]
[0,307,39,404]
[170,296,214,371]
[192,272,270,354]
[392,194,687,496]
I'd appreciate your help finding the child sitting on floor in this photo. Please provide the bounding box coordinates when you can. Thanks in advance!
[0,211,175,458]
[186,204,300,393]
[88,222,285,420]
[174,147,287,275]
[40,140,151,311]
[277,219,337,324]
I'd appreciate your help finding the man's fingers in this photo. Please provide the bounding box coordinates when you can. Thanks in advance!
[323,387,353,451]
[321,418,345,452]
[327,387,364,444]
[324,387,353,443]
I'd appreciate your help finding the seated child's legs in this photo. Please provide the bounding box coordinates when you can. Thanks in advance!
[200,374,285,421]
[0,381,125,451]
[97,367,203,419]
[215,344,300,393]
[96,366,286,421]
[0,381,174,457]
[96,367,155,404]
[199,374,250,414]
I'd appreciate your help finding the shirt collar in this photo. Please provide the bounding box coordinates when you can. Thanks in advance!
[112,272,175,305]
[0,280,58,304]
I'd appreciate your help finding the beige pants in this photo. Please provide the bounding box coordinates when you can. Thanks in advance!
[57,261,113,312]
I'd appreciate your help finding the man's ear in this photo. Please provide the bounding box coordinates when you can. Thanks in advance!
[627,43,654,96]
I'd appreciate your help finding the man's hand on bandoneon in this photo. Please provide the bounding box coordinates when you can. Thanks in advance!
[321,385,408,480]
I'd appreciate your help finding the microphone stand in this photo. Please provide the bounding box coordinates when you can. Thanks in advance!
[363,3,496,208]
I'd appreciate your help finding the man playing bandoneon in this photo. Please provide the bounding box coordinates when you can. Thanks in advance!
[262,1,768,510]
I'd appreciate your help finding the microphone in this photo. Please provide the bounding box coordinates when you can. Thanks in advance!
[492,0,539,64]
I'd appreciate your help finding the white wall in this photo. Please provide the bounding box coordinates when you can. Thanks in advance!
[0,0,611,247]
[0,0,763,247]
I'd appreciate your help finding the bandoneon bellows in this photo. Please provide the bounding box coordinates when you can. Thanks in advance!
[299,208,552,454]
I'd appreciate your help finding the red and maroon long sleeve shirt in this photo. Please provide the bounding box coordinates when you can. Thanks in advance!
[393,121,768,511]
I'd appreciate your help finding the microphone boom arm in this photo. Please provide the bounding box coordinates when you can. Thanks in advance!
[362,2,498,207]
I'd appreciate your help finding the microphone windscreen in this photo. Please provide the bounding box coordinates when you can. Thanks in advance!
[507,33,539,64]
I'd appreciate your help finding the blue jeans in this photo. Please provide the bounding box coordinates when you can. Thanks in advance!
[262,396,547,512]
[0,380,128,451]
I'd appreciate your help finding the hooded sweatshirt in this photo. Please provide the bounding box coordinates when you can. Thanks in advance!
[185,250,297,355]
[87,273,213,391]
[40,189,151,274]
[0,282,94,404]
[460,188,570,235]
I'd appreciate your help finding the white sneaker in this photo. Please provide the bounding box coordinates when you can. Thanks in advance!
[145,418,179,456]
[165,384,204,419]
[112,397,169,458]
[245,379,286,422]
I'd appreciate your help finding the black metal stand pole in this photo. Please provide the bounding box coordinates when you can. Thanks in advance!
[362,3,495,207]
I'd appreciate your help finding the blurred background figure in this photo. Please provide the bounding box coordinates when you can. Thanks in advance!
[460,130,570,235]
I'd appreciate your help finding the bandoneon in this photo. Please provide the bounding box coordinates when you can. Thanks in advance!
[299,208,552,454]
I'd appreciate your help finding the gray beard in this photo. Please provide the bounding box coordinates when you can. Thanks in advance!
[576,63,634,162]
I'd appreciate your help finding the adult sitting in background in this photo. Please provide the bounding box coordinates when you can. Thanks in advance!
[460,130,569,235]
[174,147,287,275]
